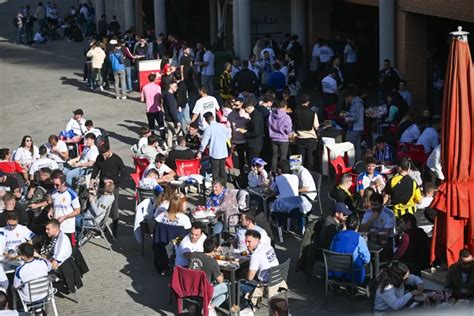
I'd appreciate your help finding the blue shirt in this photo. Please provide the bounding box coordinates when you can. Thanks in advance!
[199,121,230,159]
[356,170,384,192]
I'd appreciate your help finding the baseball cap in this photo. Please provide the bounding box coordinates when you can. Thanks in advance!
[251,158,267,167]
[73,109,84,115]
[154,184,164,195]
[333,202,352,216]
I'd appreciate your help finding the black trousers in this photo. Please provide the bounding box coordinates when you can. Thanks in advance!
[235,143,247,174]
[211,157,227,184]
[296,138,318,170]
[247,145,262,165]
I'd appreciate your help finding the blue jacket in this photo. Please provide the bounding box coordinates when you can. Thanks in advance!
[267,71,286,92]
[330,230,371,283]
[109,49,125,72]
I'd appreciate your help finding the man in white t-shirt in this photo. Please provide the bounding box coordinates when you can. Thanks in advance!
[28,145,59,180]
[416,121,440,154]
[175,223,207,267]
[4,212,34,252]
[235,213,271,250]
[191,85,220,130]
[63,133,99,186]
[200,45,215,94]
[45,219,72,269]
[142,153,176,184]
[0,230,8,289]
[240,229,280,311]
[14,243,52,303]
[293,166,316,201]
[46,135,69,164]
[270,160,299,198]
[48,172,80,246]
[400,123,421,144]
[66,109,87,136]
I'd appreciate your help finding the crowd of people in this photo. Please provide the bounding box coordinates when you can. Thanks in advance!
[5,1,473,315]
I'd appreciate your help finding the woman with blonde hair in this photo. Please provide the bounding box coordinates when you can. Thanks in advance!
[155,194,191,229]
[153,186,177,218]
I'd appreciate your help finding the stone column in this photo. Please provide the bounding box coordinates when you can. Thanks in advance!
[379,0,395,69]
[154,0,166,36]
[291,0,306,49]
[124,0,135,31]
[237,0,251,59]
[95,0,105,23]
[209,0,217,46]
[233,0,240,56]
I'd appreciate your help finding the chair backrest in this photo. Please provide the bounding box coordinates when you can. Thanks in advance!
[267,258,291,287]
[130,172,140,187]
[133,156,151,178]
[171,266,212,297]
[310,171,322,192]
[137,187,156,204]
[322,249,353,274]
[406,143,427,162]
[329,156,348,176]
[327,192,337,209]
[98,202,114,230]
[175,159,201,177]
[23,276,52,307]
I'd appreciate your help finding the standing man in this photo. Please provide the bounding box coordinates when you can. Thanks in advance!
[109,43,127,100]
[90,141,126,237]
[48,171,81,246]
[344,87,365,161]
[35,2,45,31]
[141,73,164,135]
[227,97,250,174]
[321,68,339,113]
[197,113,230,184]
[199,44,215,94]
[86,40,106,91]
[190,86,220,131]
[293,95,319,170]
[239,100,264,164]
[163,81,180,148]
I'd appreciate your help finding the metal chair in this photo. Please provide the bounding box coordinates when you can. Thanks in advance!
[137,187,156,204]
[322,249,372,308]
[327,192,337,210]
[237,258,291,310]
[79,202,114,251]
[16,276,58,316]
[308,171,323,216]
[132,156,151,178]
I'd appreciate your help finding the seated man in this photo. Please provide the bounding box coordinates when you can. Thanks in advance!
[136,126,151,152]
[330,173,358,212]
[356,157,385,196]
[416,118,440,154]
[28,145,59,181]
[44,219,72,270]
[400,122,421,144]
[445,249,474,300]
[293,164,317,201]
[14,243,52,304]
[247,158,269,189]
[66,109,87,136]
[185,122,201,151]
[373,136,396,165]
[63,133,98,186]
[206,178,240,229]
[138,134,166,163]
[77,181,115,242]
[330,215,370,284]
[0,148,29,184]
[142,153,176,184]
[0,194,29,226]
[269,160,299,198]
[395,213,430,275]
[84,119,103,138]
[46,134,69,165]
[240,230,281,311]
[318,203,351,250]
[0,172,21,199]
[166,136,195,170]
[235,212,271,250]
[188,237,229,313]
[175,222,207,267]
[4,211,34,252]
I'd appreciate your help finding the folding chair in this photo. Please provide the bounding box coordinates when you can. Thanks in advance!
[133,156,151,178]
[237,258,291,310]
[406,143,428,169]
[16,276,58,316]
[79,202,114,251]
[175,158,204,197]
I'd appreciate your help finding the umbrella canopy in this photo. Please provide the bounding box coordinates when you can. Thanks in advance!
[431,27,474,266]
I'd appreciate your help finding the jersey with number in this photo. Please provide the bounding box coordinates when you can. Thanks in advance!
[5,224,34,251]
[51,188,80,233]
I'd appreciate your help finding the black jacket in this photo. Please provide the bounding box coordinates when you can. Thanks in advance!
[232,69,259,94]
[245,110,264,149]
[163,92,180,124]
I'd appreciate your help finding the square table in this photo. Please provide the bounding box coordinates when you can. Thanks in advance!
[367,241,384,275]
[247,188,273,219]
[218,257,251,306]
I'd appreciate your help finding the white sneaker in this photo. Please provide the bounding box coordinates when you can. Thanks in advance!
[116,96,120,99]
[120,96,127,100]
[99,86,104,92]
[240,307,254,316]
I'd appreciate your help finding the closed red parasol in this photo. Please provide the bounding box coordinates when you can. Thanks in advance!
[431,27,474,266]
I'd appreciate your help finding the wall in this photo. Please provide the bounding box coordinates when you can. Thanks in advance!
[398,0,474,23]
[104,0,127,33]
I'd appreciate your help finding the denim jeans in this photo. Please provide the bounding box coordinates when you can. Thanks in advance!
[212,283,228,307]
[201,75,214,95]
[177,103,191,131]
[346,130,363,162]
[125,66,133,92]
[239,281,257,308]
[92,68,103,88]
[113,70,127,97]
[63,167,85,186]
[16,27,23,44]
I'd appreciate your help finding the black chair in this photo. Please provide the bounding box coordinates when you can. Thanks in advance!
[309,171,323,216]
[137,187,156,204]
[237,258,291,310]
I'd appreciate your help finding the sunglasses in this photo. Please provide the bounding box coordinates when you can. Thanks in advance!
[25,139,32,142]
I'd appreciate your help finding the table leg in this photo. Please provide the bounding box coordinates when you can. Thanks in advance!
[230,270,236,307]
[375,252,380,276]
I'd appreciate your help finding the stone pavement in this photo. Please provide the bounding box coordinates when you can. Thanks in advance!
[0,1,377,315]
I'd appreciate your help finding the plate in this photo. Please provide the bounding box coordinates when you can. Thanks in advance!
[216,260,230,266]
[192,212,208,219]
[206,212,216,218]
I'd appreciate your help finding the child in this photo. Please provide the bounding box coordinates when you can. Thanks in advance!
[139,169,159,189]
[417,182,435,209]
[248,158,269,189]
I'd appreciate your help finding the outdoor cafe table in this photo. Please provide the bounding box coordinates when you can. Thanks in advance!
[247,187,273,219]
[2,257,22,309]
[367,241,384,275]
[217,257,251,307]
[189,210,225,235]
